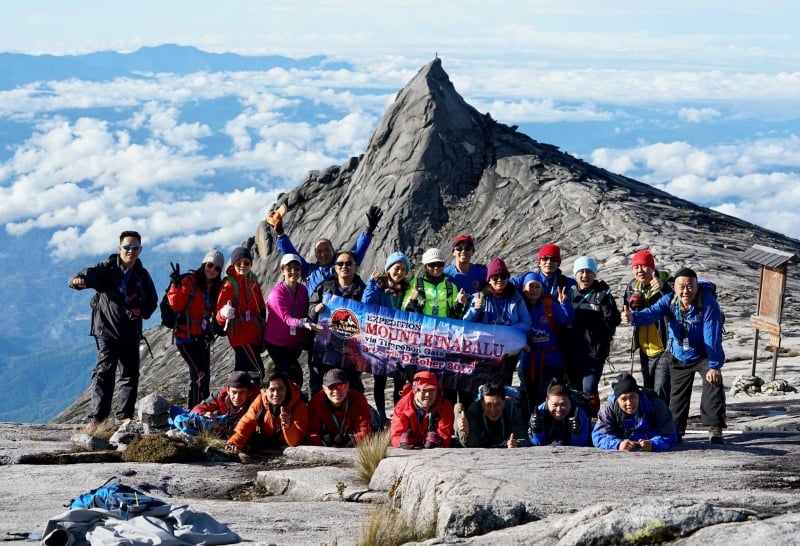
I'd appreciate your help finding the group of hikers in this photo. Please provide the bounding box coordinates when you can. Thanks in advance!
[68,203,728,452]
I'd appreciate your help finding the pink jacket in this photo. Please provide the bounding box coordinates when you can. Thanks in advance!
[264,280,310,348]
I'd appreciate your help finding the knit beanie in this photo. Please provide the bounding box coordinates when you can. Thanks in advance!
[674,267,698,279]
[202,248,224,270]
[230,246,252,265]
[486,257,510,280]
[631,250,656,270]
[613,373,640,397]
[538,243,561,263]
[573,256,597,276]
[385,251,412,274]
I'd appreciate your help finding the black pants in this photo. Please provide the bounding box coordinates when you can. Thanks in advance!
[640,350,671,404]
[232,344,265,384]
[374,372,404,420]
[669,356,726,435]
[91,339,140,422]
[265,342,304,390]
[177,339,211,409]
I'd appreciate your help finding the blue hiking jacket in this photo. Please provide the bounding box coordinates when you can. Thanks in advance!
[631,288,725,369]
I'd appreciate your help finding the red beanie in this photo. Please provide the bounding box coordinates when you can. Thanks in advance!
[631,250,656,269]
[538,243,561,263]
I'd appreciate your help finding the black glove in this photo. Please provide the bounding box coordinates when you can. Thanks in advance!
[569,415,581,434]
[322,433,334,447]
[365,205,383,235]
[169,262,181,287]
[530,411,543,435]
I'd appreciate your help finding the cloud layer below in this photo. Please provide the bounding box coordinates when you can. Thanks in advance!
[0,47,798,260]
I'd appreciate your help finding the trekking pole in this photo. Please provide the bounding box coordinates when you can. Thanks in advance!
[629,328,636,375]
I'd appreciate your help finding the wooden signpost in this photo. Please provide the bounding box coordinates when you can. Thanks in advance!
[741,245,797,380]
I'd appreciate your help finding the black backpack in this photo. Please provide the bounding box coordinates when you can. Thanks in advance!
[159,270,196,330]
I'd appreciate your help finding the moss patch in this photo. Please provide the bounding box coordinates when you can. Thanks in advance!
[121,434,205,463]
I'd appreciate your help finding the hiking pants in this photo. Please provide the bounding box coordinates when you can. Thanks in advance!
[232,344,265,384]
[91,339,139,422]
[177,339,211,409]
[264,342,304,390]
[640,350,671,404]
[668,356,726,435]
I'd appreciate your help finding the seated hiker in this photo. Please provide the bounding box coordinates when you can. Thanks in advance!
[592,373,678,452]
[456,381,529,448]
[193,371,260,420]
[529,379,591,447]
[390,371,455,449]
[225,372,308,452]
[306,368,372,447]
[170,371,260,437]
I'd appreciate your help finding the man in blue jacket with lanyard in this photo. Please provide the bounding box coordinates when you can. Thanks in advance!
[622,267,726,444]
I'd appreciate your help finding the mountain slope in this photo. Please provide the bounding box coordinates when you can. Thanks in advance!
[52,58,800,423]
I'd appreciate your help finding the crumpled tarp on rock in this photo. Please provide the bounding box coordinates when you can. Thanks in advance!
[42,505,240,546]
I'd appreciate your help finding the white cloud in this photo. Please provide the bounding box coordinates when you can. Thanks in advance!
[678,107,721,123]
[590,136,800,238]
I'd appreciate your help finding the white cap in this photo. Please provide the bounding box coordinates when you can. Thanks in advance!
[422,248,446,265]
[280,253,303,267]
[202,248,224,270]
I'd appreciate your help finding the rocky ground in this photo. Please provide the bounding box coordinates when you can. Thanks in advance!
[2,315,800,545]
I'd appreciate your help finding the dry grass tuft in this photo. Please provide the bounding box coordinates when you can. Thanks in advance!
[356,502,436,546]
[75,420,117,441]
[354,427,391,484]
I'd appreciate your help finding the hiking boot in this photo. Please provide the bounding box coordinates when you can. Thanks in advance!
[708,426,724,444]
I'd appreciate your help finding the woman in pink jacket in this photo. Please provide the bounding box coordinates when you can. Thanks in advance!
[264,254,320,390]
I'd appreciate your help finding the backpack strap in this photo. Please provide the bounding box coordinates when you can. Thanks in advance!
[542,294,557,332]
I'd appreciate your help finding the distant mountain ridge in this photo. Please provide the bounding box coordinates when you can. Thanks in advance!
[0,44,351,89]
[53,58,800,424]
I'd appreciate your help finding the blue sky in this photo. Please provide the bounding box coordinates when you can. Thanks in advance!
[1,1,799,258]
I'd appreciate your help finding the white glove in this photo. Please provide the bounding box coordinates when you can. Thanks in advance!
[220,302,236,321]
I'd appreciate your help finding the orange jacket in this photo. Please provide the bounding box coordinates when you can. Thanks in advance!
[215,266,266,347]
[167,271,216,339]
[227,381,308,449]
[306,389,372,446]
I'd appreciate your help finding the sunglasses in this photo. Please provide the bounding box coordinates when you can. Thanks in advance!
[335,261,354,267]
[453,246,474,252]
[235,260,251,267]
[121,244,141,252]
[426,262,445,268]
[205,263,222,272]
[489,275,509,282]
[540,256,558,262]
[326,383,347,391]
